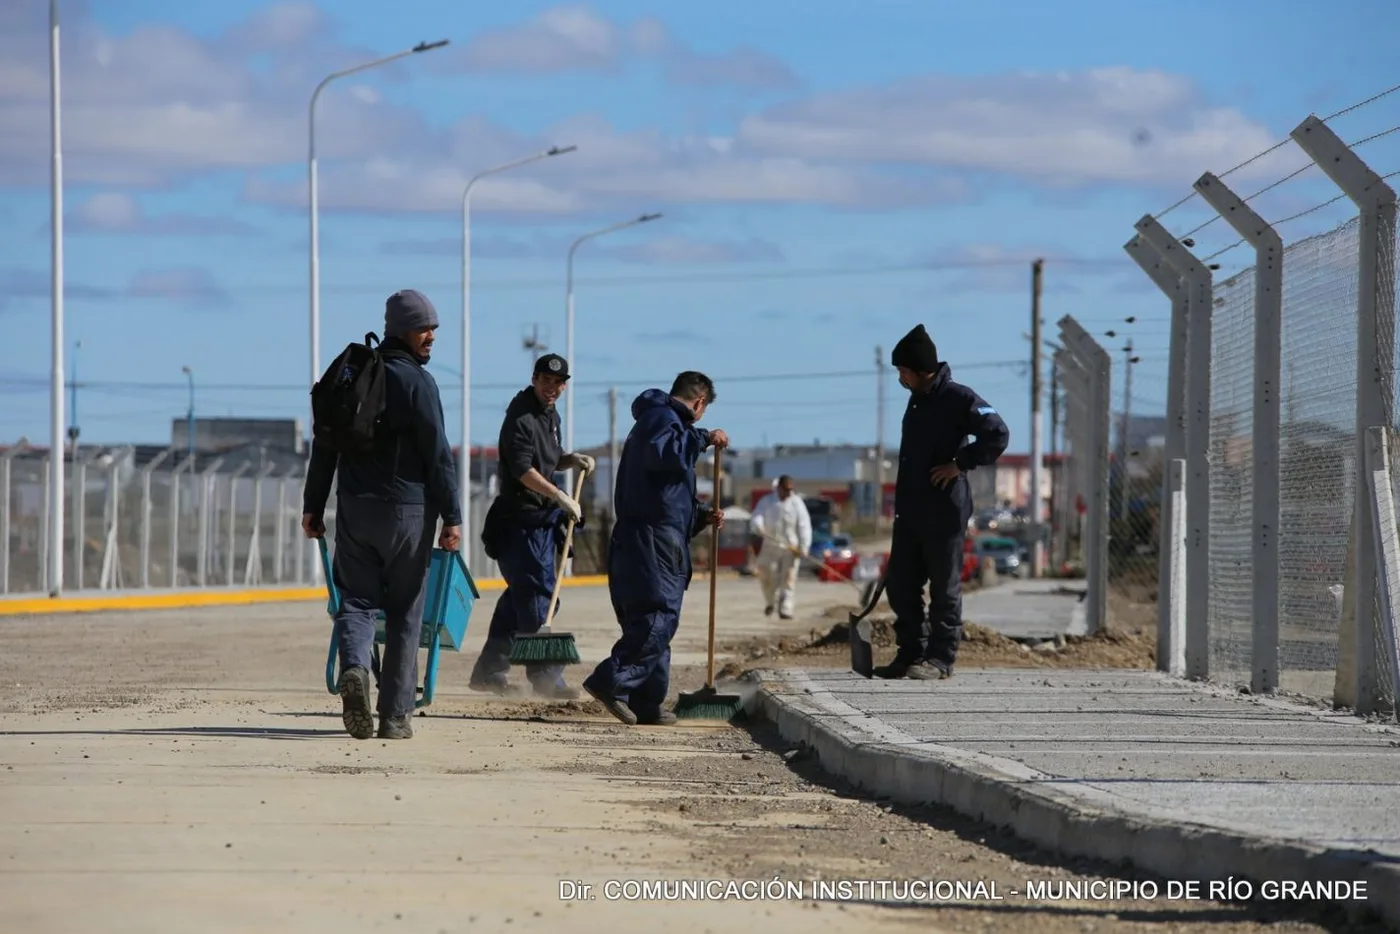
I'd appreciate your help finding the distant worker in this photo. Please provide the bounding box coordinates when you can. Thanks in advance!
[583,372,728,725]
[470,353,593,699]
[303,289,462,741]
[876,324,1009,681]
[749,475,812,619]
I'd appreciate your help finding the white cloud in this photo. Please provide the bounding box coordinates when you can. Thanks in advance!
[737,68,1285,188]
[66,191,255,236]
[454,5,621,73]
[126,267,228,309]
[378,232,786,265]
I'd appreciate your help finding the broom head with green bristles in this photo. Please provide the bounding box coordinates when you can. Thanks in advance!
[507,630,581,665]
[673,684,746,721]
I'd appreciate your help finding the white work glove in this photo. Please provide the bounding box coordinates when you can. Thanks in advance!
[568,452,596,474]
[552,488,583,525]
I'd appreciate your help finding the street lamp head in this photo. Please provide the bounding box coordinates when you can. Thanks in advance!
[181,366,191,376]
[637,212,663,224]
[547,145,579,157]
[413,39,450,53]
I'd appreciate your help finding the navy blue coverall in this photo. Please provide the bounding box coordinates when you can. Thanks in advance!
[583,389,715,721]
[303,337,461,719]
[884,363,1010,674]
[470,386,572,694]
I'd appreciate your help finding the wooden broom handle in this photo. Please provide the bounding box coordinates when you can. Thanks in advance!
[544,464,588,629]
[707,452,720,687]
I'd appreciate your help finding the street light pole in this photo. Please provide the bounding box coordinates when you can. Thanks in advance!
[460,145,577,541]
[308,39,449,426]
[48,0,65,597]
[563,212,662,463]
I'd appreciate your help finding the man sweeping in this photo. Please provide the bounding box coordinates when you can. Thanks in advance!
[583,371,728,725]
[749,475,812,619]
[303,289,461,741]
[875,324,1009,680]
[469,353,593,699]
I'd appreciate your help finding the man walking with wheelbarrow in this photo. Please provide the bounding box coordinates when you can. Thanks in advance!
[470,353,592,699]
[303,289,462,741]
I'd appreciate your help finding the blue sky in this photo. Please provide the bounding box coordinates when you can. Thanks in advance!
[2,0,1399,456]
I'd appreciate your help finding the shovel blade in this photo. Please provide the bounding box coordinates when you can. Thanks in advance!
[849,615,873,678]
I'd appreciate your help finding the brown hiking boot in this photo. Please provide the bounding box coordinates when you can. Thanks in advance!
[338,666,374,740]
[583,682,638,725]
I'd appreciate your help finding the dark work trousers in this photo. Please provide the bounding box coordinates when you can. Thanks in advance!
[332,496,437,718]
[883,519,966,669]
[584,525,686,720]
[469,524,566,690]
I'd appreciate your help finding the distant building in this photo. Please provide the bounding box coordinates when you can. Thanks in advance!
[172,417,304,455]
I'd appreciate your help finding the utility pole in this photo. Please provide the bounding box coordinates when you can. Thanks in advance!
[874,344,885,527]
[1049,353,1060,567]
[523,323,548,362]
[608,386,619,522]
[1028,258,1045,578]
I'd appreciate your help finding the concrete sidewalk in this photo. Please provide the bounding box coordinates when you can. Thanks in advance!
[751,668,1400,929]
[962,578,1087,639]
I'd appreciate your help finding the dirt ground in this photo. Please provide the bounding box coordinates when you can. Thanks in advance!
[0,579,1378,933]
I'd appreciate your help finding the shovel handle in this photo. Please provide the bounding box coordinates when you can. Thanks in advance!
[707,453,720,688]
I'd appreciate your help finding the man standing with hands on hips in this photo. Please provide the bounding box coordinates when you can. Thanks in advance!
[876,324,1009,681]
[470,353,593,699]
[303,288,462,741]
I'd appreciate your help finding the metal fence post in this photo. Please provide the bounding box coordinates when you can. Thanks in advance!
[1,438,29,595]
[1135,216,1214,680]
[1124,236,1189,672]
[1194,172,1285,695]
[1167,458,1188,675]
[1060,316,1112,635]
[139,448,173,589]
[97,447,132,590]
[226,463,249,587]
[38,454,50,594]
[246,463,275,586]
[1364,426,1400,718]
[71,447,95,591]
[169,453,195,588]
[196,457,224,588]
[1292,115,1399,714]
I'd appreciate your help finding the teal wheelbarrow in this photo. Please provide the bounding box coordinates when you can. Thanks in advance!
[319,536,482,709]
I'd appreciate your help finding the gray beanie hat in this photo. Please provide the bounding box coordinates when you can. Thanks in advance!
[384,289,439,337]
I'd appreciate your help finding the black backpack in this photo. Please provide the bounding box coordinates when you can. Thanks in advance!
[310,332,403,455]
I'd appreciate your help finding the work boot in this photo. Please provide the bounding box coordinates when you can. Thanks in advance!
[469,676,528,698]
[764,605,774,617]
[582,682,638,725]
[338,665,374,740]
[872,656,917,680]
[908,660,952,680]
[637,710,677,726]
[377,715,413,740]
[535,681,581,701]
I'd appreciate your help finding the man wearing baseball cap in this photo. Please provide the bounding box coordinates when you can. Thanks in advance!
[469,352,594,698]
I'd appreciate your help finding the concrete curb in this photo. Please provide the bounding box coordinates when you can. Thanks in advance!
[750,669,1399,930]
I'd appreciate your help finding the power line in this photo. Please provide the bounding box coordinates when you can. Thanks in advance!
[0,358,1030,396]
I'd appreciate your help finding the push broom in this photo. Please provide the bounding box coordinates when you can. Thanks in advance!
[674,451,745,721]
[507,463,590,667]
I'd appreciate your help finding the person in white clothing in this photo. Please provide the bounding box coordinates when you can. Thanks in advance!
[749,475,812,619]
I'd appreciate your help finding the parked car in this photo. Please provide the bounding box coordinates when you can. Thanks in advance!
[805,533,853,576]
[974,535,1023,577]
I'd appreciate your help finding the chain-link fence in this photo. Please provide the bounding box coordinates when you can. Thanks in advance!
[1127,115,1400,715]
[0,442,570,596]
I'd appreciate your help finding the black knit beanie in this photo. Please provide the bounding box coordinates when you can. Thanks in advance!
[891,324,939,372]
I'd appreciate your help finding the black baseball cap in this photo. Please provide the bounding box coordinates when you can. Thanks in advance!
[534,353,570,380]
